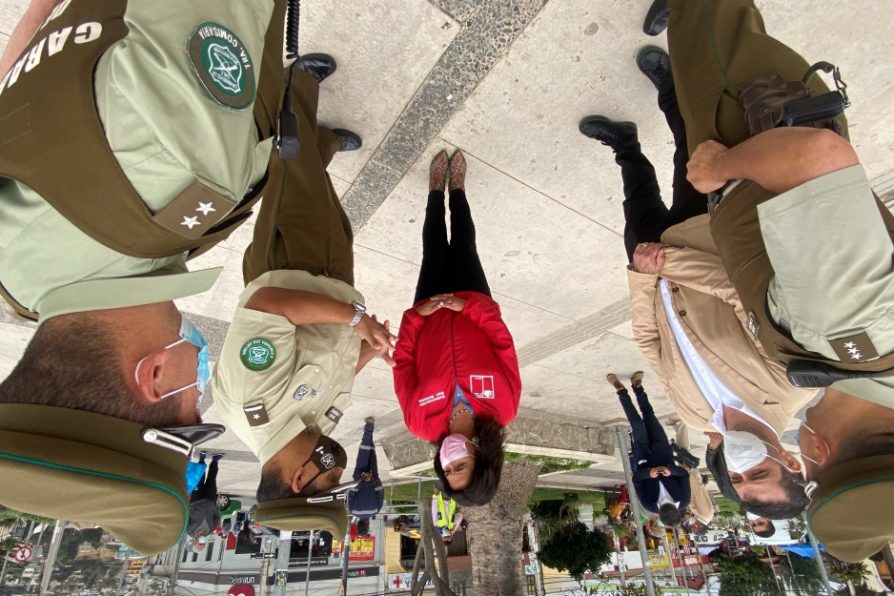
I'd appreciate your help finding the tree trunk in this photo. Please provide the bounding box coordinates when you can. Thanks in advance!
[464,460,542,596]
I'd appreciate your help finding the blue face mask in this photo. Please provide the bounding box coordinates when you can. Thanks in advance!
[135,315,211,400]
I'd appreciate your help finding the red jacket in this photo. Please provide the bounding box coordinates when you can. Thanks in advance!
[393,291,522,442]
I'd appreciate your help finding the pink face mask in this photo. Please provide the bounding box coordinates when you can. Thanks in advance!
[439,434,477,467]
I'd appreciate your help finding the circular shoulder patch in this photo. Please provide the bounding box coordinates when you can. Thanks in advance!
[188,22,256,111]
[240,338,276,371]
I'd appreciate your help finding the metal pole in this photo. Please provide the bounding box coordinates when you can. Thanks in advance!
[39,519,64,596]
[612,529,626,588]
[615,427,656,596]
[785,550,798,594]
[304,530,314,596]
[258,535,274,596]
[0,550,9,588]
[340,525,351,595]
[673,528,689,586]
[34,525,46,558]
[116,550,129,595]
[661,532,678,587]
[806,524,834,595]
[272,530,292,596]
[766,548,782,592]
[166,536,186,596]
[526,519,545,596]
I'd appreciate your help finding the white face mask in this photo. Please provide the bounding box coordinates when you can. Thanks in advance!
[723,430,769,473]
[724,430,800,474]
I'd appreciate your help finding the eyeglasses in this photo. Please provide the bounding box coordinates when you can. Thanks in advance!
[141,423,226,457]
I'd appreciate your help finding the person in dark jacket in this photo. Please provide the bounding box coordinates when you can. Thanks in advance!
[608,371,690,526]
[347,417,384,524]
[188,452,223,538]
[393,149,522,506]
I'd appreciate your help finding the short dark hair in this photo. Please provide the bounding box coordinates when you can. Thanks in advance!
[433,417,505,506]
[0,317,182,426]
[256,461,316,502]
[356,519,370,536]
[752,519,776,538]
[740,466,809,519]
[659,503,682,527]
[831,432,894,466]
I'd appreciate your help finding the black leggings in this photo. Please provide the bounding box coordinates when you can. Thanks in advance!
[413,189,491,303]
[617,81,708,261]
[191,459,219,503]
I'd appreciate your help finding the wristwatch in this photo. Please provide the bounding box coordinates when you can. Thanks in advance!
[348,300,366,328]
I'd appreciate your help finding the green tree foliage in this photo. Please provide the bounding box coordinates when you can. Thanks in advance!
[0,506,53,526]
[827,554,872,593]
[530,496,580,541]
[714,552,783,596]
[538,521,612,580]
[50,528,117,590]
[782,553,825,595]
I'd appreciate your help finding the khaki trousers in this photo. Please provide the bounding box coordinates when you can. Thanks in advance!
[243,0,353,286]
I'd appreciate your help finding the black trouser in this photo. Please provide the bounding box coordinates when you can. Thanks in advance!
[413,189,491,303]
[617,81,708,261]
[191,459,219,503]
[617,385,675,468]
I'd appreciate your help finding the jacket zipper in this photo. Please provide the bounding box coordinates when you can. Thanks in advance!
[450,312,459,388]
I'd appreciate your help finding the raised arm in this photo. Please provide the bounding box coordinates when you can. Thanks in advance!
[244,287,394,358]
[687,127,859,195]
[0,0,62,78]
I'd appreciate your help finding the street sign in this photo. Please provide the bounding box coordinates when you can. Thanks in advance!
[13,545,32,563]
[250,553,277,559]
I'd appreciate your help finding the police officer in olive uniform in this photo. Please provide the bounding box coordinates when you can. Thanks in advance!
[210,60,397,504]
[0,0,367,553]
[644,0,894,562]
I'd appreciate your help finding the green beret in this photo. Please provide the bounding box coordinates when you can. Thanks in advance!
[0,404,189,555]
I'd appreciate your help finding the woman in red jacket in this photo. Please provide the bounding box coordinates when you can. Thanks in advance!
[393,149,522,505]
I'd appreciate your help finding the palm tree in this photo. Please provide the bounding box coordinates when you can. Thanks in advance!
[464,460,542,595]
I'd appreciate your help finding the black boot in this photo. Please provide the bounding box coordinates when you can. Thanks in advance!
[579,116,637,150]
[636,46,672,93]
[294,53,337,83]
[333,129,363,152]
[643,0,669,36]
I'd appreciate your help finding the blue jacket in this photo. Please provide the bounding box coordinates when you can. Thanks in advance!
[631,461,691,514]
[347,478,384,520]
